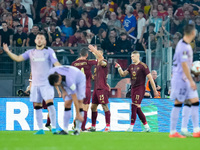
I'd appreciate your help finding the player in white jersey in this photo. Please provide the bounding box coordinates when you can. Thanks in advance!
[169,24,200,138]
[3,32,61,134]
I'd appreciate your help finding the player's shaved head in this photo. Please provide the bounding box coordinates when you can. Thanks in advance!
[131,51,140,56]
[184,24,195,36]
[80,48,88,57]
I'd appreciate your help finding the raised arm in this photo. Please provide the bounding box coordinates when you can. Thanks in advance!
[3,43,25,62]
[88,45,104,61]
[115,62,129,77]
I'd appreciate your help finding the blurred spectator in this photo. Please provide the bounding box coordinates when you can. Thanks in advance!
[11,0,25,19]
[26,24,39,46]
[123,5,137,37]
[60,18,73,42]
[0,21,13,46]
[103,34,117,54]
[133,2,143,20]
[117,7,125,24]
[40,0,54,23]
[49,10,58,24]
[107,0,118,12]
[158,0,172,8]
[51,0,59,9]
[41,23,52,46]
[67,30,82,49]
[135,10,146,51]
[51,33,64,47]
[116,32,132,54]
[0,1,9,14]
[163,6,179,35]
[178,10,192,34]
[45,16,53,26]
[77,0,85,15]
[56,2,64,22]
[91,16,108,35]
[13,24,27,47]
[76,19,88,31]
[107,12,122,30]
[91,28,108,46]
[146,70,161,98]
[61,0,79,21]
[146,9,162,33]
[110,28,119,40]
[171,32,182,55]
[85,2,98,19]
[6,12,13,29]
[80,11,92,29]
[157,3,168,20]
[196,16,200,51]
[143,0,152,18]
[79,31,88,44]
[174,3,189,20]
[20,9,33,34]
[21,0,36,20]
[12,18,20,34]
[49,22,61,42]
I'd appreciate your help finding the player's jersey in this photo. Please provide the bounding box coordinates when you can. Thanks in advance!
[94,60,109,91]
[172,39,193,80]
[22,47,58,86]
[71,59,97,88]
[127,62,150,88]
[49,66,85,95]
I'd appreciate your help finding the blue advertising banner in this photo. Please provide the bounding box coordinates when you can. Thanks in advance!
[0,98,196,132]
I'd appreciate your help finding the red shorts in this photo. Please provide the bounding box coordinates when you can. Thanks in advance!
[33,100,47,109]
[92,89,109,104]
[131,85,145,104]
[83,87,91,104]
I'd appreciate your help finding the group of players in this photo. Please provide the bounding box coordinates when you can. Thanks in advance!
[3,23,200,138]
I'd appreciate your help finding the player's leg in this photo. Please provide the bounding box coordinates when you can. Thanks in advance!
[41,85,57,134]
[169,100,185,138]
[88,103,98,132]
[102,104,111,132]
[42,100,51,131]
[30,86,44,134]
[189,97,200,137]
[59,99,73,135]
[81,87,91,131]
[181,100,192,136]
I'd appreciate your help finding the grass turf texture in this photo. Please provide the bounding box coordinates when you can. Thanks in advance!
[0,131,199,150]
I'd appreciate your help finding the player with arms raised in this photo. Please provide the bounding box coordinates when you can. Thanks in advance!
[169,24,200,138]
[71,48,97,131]
[3,32,61,134]
[87,45,111,132]
[115,51,158,132]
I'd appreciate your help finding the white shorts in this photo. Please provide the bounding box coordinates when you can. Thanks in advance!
[64,81,86,101]
[170,78,199,102]
[30,85,54,103]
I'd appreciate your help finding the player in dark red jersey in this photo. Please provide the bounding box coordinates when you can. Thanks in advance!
[71,48,97,131]
[115,51,158,132]
[87,45,111,132]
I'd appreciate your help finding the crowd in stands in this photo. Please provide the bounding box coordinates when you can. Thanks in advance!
[0,0,200,55]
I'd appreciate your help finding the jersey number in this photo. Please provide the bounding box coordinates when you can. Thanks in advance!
[179,88,186,95]
[99,95,104,101]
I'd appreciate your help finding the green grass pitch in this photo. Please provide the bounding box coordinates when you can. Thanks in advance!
[0,131,199,150]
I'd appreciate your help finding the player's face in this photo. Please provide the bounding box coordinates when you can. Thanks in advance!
[35,35,46,47]
[131,54,139,63]
[54,75,62,86]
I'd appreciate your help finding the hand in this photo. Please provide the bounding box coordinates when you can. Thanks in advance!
[3,43,10,53]
[190,80,197,90]
[115,62,120,68]
[154,91,159,97]
[156,85,161,90]
[139,39,142,43]
[75,113,84,122]
[70,49,74,54]
[88,44,97,53]
[121,50,124,53]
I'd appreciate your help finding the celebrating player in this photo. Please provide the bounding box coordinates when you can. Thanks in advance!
[87,45,111,132]
[169,24,200,138]
[48,66,86,135]
[3,32,61,134]
[71,48,97,131]
[115,51,158,132]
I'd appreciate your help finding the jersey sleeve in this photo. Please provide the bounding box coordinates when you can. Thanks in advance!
[144,65,150,76]
[126,65,131,73]
[49,48,59,65]
[21,49,31,60]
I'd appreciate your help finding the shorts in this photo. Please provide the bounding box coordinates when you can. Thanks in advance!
[83,87,91,104]
[64,80,86,101]
[30,85,54,103]
[131,85,145,104]
[92,89,109,104]
[170,78,199,102]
